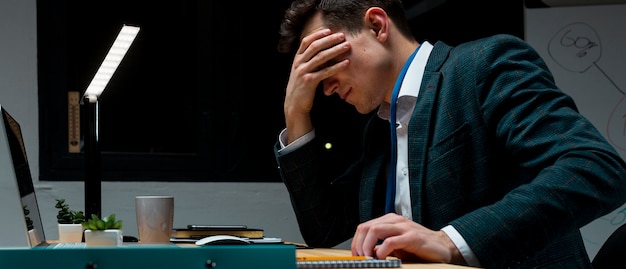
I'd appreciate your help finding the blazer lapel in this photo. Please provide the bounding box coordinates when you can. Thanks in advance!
[407,41,452,223]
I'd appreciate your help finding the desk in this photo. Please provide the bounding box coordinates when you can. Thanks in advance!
[39,240,470,268]
[297,248,471,269]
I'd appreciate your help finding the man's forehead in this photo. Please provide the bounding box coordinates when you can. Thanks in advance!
[300,12,327,40]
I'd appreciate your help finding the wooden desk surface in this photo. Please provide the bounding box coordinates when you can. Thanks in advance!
[297,248,471,269]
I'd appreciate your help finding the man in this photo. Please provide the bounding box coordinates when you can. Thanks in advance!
[273,0,626,267]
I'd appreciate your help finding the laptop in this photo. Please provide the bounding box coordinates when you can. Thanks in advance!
[0,105,83,248]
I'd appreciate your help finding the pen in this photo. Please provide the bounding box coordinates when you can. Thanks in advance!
[296,256,369,261]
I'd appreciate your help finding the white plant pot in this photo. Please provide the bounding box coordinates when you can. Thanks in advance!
[84,229,123,247]
[58,224,83,242]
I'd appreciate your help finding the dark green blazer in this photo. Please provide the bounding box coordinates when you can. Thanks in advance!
[274,34,626,268]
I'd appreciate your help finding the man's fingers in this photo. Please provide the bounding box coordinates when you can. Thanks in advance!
[297,29,331,55]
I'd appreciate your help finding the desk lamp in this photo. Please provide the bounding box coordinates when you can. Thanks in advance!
[82,25,140,218]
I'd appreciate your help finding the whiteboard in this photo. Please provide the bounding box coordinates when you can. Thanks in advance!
[524,0,626,260]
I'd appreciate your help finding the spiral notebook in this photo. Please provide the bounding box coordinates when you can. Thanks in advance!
[296,256,401,268]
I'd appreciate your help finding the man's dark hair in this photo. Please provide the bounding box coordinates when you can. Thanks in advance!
[277,0,414,54]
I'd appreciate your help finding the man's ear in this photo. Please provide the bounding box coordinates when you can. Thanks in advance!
[364,7,389,42]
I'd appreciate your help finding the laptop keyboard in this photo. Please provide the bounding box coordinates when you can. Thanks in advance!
[52,242,86,249]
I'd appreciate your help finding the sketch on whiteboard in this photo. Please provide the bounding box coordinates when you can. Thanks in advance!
[547,22,626,151]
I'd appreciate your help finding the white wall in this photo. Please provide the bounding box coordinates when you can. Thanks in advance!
[0,0,317,246]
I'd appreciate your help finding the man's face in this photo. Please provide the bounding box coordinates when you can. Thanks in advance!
[302,13,394,114]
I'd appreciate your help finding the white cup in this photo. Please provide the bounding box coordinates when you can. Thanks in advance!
[135,195,174,244]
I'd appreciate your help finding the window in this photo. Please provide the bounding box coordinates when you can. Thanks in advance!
[37,0,521,182]
[38,0,365,182]
[37,1,295,182]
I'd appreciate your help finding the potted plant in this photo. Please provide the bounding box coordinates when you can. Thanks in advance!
[55,199,85,242]
[82,213,123,246]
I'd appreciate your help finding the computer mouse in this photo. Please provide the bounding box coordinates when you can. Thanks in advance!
[195,235,251,246]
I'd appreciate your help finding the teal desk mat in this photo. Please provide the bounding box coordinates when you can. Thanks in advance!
[0,244,296,269]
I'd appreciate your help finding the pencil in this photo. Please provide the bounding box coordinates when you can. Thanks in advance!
[296,256,369,261]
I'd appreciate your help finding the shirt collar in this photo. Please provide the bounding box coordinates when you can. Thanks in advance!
[378,41,434,120]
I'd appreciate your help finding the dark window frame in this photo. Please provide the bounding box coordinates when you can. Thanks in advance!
[36,1,297,182]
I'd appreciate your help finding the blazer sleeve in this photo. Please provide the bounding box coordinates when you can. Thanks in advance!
[274,136,361,247]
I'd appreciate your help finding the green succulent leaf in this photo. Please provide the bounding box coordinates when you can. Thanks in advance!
[81,213,123,230]
[55,199,85,224]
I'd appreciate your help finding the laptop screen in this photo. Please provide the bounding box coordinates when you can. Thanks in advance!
[0,106,45,246]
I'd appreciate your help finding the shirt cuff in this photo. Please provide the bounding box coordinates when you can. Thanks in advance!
[441,225,481,267]
[277,128,315,155]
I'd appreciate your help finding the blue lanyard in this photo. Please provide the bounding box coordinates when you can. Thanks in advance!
[385,45,420,214]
